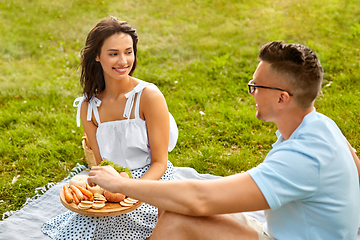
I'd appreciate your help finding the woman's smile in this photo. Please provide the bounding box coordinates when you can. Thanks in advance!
[113,67,129,74]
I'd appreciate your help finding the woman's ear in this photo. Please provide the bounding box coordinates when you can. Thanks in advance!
[95,55,100,62]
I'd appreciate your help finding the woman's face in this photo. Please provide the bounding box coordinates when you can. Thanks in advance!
[96,33,135,82]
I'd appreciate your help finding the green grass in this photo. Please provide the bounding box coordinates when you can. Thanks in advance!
[1,0,360,218]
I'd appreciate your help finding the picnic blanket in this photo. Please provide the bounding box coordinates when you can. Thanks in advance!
[0,164,359,239]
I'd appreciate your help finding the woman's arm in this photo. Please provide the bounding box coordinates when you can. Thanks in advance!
[80,100,102,165]
[138,85,170,180]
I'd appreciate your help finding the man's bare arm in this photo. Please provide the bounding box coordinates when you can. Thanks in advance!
[88,166,269,216]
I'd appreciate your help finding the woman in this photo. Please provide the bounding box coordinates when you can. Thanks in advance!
[42,16,178,240]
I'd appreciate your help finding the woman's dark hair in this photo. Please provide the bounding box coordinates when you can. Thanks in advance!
[259,41,323,109]
[80,16,138,100]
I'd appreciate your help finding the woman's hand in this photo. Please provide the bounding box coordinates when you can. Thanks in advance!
[87,165,125,193]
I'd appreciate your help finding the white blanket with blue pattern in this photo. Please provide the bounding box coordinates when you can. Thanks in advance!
[0,164,359,239]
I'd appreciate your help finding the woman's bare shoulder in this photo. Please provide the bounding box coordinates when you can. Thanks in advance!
[141,84,164,100]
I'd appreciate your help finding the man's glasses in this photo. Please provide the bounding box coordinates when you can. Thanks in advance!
[247,79,293,96]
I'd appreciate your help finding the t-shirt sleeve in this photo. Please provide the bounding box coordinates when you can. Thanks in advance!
[247,150,319,210]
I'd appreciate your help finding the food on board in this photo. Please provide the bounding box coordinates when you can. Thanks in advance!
[63,170,137,211]
[69,175,88,188]
[104,190,126,203]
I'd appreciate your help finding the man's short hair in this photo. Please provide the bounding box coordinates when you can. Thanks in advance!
[258,41,323,109]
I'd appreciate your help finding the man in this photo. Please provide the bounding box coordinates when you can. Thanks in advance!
[88,41,360,239]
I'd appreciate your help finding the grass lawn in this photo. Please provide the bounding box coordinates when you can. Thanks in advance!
[1,0,359,217]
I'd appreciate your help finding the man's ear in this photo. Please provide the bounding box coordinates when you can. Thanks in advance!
[278,92,291,109]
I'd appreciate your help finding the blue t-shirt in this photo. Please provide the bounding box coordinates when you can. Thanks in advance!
[248,110,360,240]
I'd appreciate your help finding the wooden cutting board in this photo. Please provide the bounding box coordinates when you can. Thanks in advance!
[60,187,142,217]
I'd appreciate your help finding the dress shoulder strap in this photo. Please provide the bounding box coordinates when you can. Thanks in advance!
[134,82,156,119]
[124,80,151,119]
[73,96,102,127]
[88,97,102,125]
[73,97,85,127]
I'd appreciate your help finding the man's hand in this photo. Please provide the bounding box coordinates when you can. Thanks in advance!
[87,165,125,193]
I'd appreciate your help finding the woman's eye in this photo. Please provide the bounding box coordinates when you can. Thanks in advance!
[126,51,133,54]
[110,53,117,56]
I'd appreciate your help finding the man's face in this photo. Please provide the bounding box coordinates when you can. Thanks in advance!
[249,61,285,122]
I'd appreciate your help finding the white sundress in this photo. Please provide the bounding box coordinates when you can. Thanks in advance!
[41,80,178,240]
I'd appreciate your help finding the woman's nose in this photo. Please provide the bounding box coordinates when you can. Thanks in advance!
[117,54,127,65]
